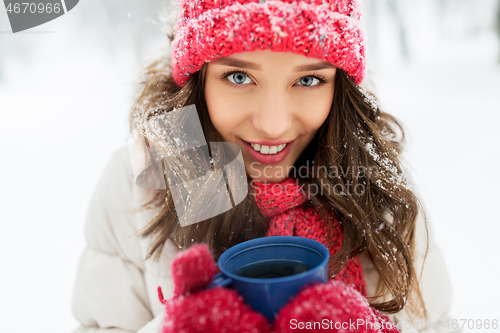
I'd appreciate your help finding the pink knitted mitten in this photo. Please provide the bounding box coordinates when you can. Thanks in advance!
[272,280,400,333]
[157,243,271,333]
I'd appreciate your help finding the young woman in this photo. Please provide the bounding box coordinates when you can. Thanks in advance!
[71,0,459,332]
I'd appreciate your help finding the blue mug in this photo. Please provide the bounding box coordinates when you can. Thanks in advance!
[206,236,329,323]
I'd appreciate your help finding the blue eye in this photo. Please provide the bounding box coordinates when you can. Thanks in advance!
[227,72,253,85]
[298,76,320,87]
[220,70,327,88]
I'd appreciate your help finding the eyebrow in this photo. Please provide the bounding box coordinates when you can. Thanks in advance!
[211,57,335,72]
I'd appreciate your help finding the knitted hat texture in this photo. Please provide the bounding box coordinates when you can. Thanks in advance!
[171,0,366,87]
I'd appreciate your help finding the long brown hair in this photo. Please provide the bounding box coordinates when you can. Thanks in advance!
[128,45,429,321]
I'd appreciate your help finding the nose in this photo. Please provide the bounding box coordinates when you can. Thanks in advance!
[251,89,293,139]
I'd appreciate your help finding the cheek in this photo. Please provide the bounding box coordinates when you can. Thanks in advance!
[296,91,333,131]
[204,87,243,140]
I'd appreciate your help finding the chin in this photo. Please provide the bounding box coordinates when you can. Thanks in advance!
[249,174,288,183]
[243,156,297,183]
[246,164,292,183]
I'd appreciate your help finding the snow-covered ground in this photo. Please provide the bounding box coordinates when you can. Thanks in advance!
[373,38,500,329]
[366,2,500,327]
[0,3,165,331]
[1,1,499,332]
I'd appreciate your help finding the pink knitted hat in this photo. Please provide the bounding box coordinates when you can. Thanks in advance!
[171,0,366,87]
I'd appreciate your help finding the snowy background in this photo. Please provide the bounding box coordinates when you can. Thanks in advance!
[1,0,499,332]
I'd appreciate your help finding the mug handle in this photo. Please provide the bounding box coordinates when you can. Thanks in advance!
[205,272,232,289]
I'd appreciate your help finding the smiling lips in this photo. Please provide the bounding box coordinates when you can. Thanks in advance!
[250,142,287,154]
[242,139,294,164]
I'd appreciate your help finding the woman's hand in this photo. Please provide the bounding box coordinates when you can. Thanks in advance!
[158,243,399,333]
[157,243,271,333]
[272,280,400,333]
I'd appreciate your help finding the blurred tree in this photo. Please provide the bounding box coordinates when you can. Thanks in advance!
[387,0,410,61]
[361,0,378,66]
[0,39,4,81]
[361,0,411,70]
[496,0,500,61]
[71,0,170,65]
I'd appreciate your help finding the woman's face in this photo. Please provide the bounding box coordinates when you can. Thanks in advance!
[204,49,336,183]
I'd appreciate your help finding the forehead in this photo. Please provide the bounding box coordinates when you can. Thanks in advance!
[211,54,336,73]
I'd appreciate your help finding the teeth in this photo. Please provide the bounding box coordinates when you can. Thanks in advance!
[250,143,287,155]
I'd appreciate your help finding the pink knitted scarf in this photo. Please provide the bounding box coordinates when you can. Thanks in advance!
[253,177,367,297]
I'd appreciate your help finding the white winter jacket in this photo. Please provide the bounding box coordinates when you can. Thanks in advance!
[71,145,461,333]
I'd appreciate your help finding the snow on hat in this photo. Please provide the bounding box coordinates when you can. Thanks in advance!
[171,0,366,87]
